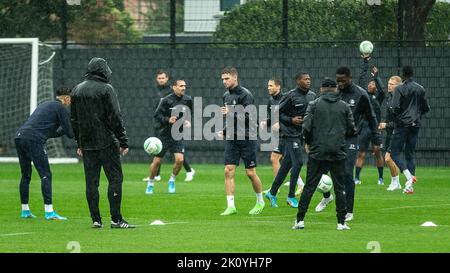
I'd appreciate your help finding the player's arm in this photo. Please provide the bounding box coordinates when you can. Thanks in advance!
[55,104,74,138]
[391,85,402,117]
[105,86,128,148]
[279,94,293,125]
[345,103,357,138]
[301,101,316,146]
[359,93,378,135]
[70,96,80,146]
[358,56,370,89]
[154,97,171,125]
[420,89,431,116]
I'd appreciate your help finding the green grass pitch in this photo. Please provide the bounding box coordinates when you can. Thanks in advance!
[0,163,449,253]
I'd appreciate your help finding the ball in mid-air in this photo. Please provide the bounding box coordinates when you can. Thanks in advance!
[359,40,374,55]
[316,174,333,193]
[144,137,163,156]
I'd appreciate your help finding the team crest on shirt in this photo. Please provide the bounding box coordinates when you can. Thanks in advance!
[232,100,236,105]
[349,99,355,106]
[293,142,299,149]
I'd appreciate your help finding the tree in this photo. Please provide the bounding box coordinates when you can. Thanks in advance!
[212,0,447,48]
[0,0,142,43]
[400,0,437,46]
[145,0,184,34]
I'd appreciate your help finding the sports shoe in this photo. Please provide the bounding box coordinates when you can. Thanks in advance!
[337,223,351,230]
[185,168,195,182]
[315,194,334,212]
[345,213,354,222]
[286,197,299,208]
[378,178,384,186]
[21,210,36,219]
[111,219,135,229]
[264,192,278,207]
[402,176,417,194]
[249,203,265,215]
[168,179,176,194]
[145,184,154,194]
[387,182,402,191]
[92,221,103,228]
[292,220,304,230]
[155,175,161,181]
[220,207,237,216]
[45,211,67,220]
[354,179,362,185]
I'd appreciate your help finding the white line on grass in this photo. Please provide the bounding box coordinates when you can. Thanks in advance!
[0,232,34,237]
[380,204,450,211]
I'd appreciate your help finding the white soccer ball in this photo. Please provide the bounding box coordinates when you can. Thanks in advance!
[143,137,163,156]
[316,174,333,193]
[359,40,374,55]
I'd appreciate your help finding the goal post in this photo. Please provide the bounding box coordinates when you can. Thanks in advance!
[0,38,78,164]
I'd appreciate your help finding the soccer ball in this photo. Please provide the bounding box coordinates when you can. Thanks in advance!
[359,40,374,55]
[316,174,333,193]
[143,137,163,156]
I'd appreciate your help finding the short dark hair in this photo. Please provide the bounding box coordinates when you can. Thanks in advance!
[336,66,352,77]
[156,69,170,78]
[402,65,414,78]
[269,77,282,86]
[321,77,337,88]
[171,79,185,87]
[221,67,238,76]
[56,87,71,96]
[295,72,309,81]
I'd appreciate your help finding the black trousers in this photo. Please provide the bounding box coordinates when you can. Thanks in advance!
[15,138,52,205]
[82,144,123,223]
[269,138,303,198]
[297,157,347,224]
[344,138,358,213]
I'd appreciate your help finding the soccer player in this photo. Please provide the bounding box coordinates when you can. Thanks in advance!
[390,66,430,194]
[315,66,378,222]
[71,57,134,229]
[264,72,315,208]
[354,56,385,185]
[142,70,196,182]
[15,87,73,220]
[145,79,193,195]
[218,67,265,216]
[293,78,356,231]
[378,75,402,191]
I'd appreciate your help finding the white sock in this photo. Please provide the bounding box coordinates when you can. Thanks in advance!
[393,176,400,184]
[147,179,154,187]
[22,204,29,211]
[297,176,304,186]
[227,195,235,208]
[44,204,53,213]
[256,193,264,205]
[170,173,176,181]
[403,169,413,181]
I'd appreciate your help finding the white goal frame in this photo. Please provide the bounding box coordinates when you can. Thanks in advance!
[0,38,78,164]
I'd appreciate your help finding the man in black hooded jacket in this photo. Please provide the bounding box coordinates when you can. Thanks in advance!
[71,57,134,229]
[293,78,356,231]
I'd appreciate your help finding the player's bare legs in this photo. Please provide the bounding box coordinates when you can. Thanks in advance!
[246,167,265,215]
[385,152,401,191]
[270,152,282,179]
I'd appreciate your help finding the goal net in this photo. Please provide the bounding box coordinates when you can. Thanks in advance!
[0,38,78,163]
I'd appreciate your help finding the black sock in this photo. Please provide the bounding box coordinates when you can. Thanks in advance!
[377,167,384,179]
[355,167,362,180]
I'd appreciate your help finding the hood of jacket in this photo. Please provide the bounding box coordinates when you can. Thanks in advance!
[321,91,340,103]
[85,57,112,82]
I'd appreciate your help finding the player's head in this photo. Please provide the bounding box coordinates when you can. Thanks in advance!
[336,66,352,90]
[56,87,71,106]
[367,79,377,94]
[221,67,238,90]
[172,79,186,97]
[402,65,414,80]
[388,76,402,93]
[320,77,337,94]
[156,69,170,86]
[267,77,281,95]
[295,72,311,90]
